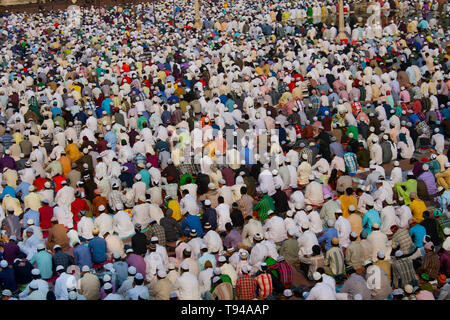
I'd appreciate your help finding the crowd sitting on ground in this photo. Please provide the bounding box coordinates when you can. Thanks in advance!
[0,0,449,300]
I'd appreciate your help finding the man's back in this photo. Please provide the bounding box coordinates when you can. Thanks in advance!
[79,273,101,300]
[88,236,107,264]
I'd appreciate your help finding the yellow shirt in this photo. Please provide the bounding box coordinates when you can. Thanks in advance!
[12,132,23,144]
[168,200,181,221]
[2,195,22,216]
[339,195,358,218]
[65,143,82,162]
[409,200,426,223]
[24,192,42,212]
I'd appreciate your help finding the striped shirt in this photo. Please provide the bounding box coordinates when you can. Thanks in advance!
[343,152,358,175]
[392,257,418,288]
[256,273,273,299]
[392,228,415,254]
[236,274,257,300]
[325,246,345,276]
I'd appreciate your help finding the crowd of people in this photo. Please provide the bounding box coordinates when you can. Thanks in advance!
[0,0,449,301]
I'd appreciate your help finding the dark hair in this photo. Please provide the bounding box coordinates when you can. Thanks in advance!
[346,187,353,195]
[422,211,430,218]
[218,196,224,204]
[240,186,247,194]
[312,245,321,255]
[225,222,233,232]
[135,278,144,286]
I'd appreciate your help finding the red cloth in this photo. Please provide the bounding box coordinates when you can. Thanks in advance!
[53,175,66,193]
[33,177,47,191]
[70,198,89,230]
[236,274,258,300]
[39,205,53,238]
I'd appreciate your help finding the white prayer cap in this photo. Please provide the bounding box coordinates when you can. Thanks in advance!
[103,282,113,290]
[348,205,356,212]
[324,194,331,199]
[134,273,144,280]
[312,272,322,281]
[0,260,8,268]
[393,161,399,166]
[128,266,137,275]
[446,162,450,168]
[204,199,211,206]
[81,265,90,272]
[103,274,111,282]
[327,219,335,227]
[56,265,65,272]
[2,289,12,296]
[219,179,226,184]
[395,250,403,258]
[301,221,310,229]
[254,232,264,241]
[98,205,106,212]
[157,270,167,278]
[377,251,385,259]
[422,164,429,171]
[443,227,450,236]
[208,183,216,189]
[305,205,313,212]
[180,262,190,271]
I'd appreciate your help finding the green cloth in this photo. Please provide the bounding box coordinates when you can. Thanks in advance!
[180,173,195,186]
[394,179,418,205]
[346,125,358,139]
[137,115,148,130]
[254,195,275,223]
[265,257,279,279]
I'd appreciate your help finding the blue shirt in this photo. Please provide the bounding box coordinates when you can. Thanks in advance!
[240,147,254,165]
[112,261,129,287]
[317,227,338,251]
[104,131,117,151]
[23,209,40,227]
[0,267,16,291]
[88,236,107,264]
[181,214,204,237]
[198,252,217,270]
[138,169,151,189]
[101,98,113,114]
[409,224,427,248]
[0,185,15,199]
[73,244,93,269]
[362,209,381,235]
[30,250,53,280]
[16,181,31,201]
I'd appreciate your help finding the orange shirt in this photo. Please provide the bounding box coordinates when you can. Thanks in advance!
[59,156,72,177]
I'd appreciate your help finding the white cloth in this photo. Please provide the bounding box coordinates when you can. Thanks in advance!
[334,216,352,248]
